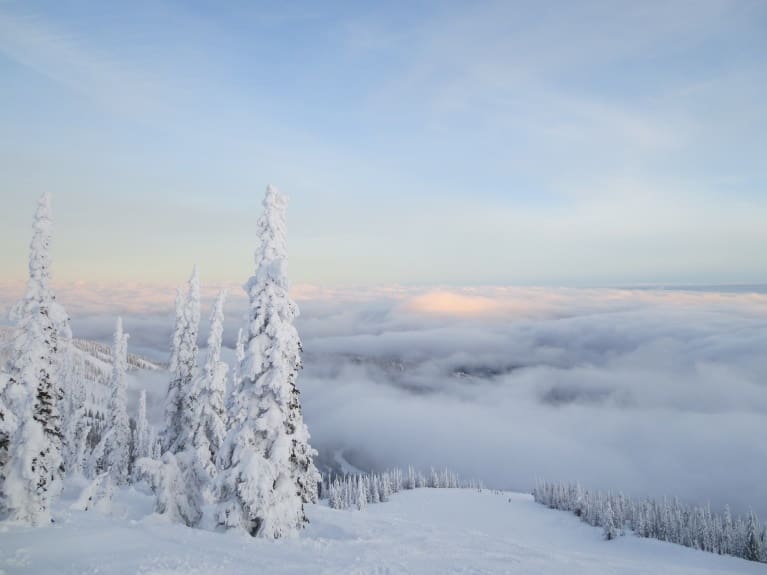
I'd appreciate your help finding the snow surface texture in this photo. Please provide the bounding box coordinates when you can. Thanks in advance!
[0,486,763,575]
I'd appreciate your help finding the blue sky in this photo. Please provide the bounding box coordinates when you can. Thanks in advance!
[1,0,766,286]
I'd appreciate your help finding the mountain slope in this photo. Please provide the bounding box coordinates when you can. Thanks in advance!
[0,326,163,376]
[0,486,762,574]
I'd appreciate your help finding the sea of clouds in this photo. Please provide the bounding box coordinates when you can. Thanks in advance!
[1,281,766,517]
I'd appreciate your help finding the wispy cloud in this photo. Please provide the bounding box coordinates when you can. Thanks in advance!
[0,7,163,115]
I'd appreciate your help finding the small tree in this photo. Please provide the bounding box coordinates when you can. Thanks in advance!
[226,327,246,430]
[745,511,762,562]
[356,476,367,510]
[137,452,202,526]
[135,389,151,461]
[99,318,131,485]
[603,500,618,540]
[61,360,89,478]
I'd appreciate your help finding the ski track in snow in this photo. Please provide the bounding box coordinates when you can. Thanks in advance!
[1,488,765,575]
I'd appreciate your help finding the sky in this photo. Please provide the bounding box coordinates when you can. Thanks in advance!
[2,2,767,519]
[1,0,766,286]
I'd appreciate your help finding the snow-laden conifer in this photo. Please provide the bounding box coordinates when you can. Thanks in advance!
[61,359,89,477]
[189,290,228,487]
[356,476,367,510]
[162,267,200,453]
[216,185,319,538]
[1,194,70,524]
[225,327,247,431]
[99,318,131,485]
[0,372,15,513]
[135,389,151,461]
[745,511,763,562]
[603,500,618,540]
[137,452,202,526]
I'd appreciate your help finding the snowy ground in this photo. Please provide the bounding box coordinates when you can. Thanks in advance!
[1,487,764,575]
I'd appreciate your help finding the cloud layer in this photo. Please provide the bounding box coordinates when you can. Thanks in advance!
[2,282,766,516]
[291,286,767,517]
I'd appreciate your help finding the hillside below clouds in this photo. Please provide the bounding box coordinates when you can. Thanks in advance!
[0,326,163,375]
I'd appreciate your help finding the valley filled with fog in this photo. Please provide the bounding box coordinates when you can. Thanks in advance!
[5,282,764,518]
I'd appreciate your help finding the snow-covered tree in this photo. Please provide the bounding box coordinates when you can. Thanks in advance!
[356,476,367,510]
[216,185,319,538]
[189,290,228,487]
[98,318,131,485]
[723,505,734,556]
[1,194,70,525]
[137,452,202,527]
[745,511,763,562]
[162,267,200,453]
[135,389,151,461]
[603,500,618,540]
[380,473,392,502]
[0,372,15,513]
[140,289,230,526]
[61,357,89,478]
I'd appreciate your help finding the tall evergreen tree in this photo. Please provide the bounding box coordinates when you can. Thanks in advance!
[216,185,319,538]
[1,194,70,524]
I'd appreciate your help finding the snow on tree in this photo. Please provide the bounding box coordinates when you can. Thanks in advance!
[161,288,185,452]
[135,389,151,461]
[226,327,247,431]
[407,466,417,490]
[215,185,319,538]
[380,473,392,502]
[162,267,201,453]
[142,271,209,525]
[151,288,232,518]
[0,372,15,513]
[189,289,228,488]
[71,470,114,513]
[61,356,89,478]
[137,452,202,527]
[370,475,380,503]
[356,476,367,510]
[602,500,618,540]
[723,505,734,556]
[745,511,763,562]
[1,194,71,525]
[98,318,131,485]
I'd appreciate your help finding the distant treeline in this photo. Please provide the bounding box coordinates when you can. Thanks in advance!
[320,466,482,510]
[534,480,766,563]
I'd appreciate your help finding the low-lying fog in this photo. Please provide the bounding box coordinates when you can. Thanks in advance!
[3,283,766,517]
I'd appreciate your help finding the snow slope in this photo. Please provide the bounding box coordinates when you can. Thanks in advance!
[1,487,763,575]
